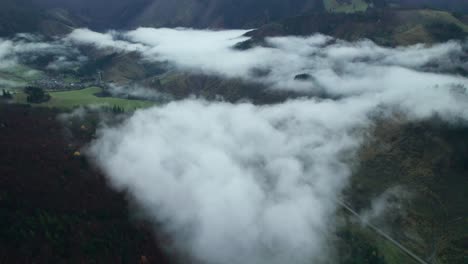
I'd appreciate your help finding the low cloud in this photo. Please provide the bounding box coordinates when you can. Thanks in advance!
[67,28,468,94]
[359,186,411,227]
[106,83,171,102]
[0,34,87,73]
[89,98,371,264]
[0,78,24,88]
[0,39,18,69]
[46,55,88,71]
[82,28,468,264]
[67,28,147,52]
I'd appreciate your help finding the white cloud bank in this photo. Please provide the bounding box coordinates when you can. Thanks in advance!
[67,27,468,94]
[76,28,468,263]
[90,98,370,264]
[106,83,171,102]
[89,90,467,264]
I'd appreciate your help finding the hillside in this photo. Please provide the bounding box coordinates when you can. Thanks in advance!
[127,0,324,29]
[29,0,325,29]
[347,119,468,263]
[0,0,86,37]
[388,0,468,13]
[4,0,467,36]
[26,0,468,32]
[0,0,41,36]
[241,9,468,47]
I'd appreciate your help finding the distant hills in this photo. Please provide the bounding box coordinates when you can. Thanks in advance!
[0,0,86,37]
[29,0,324,29]
[241,9,468,47]
[17,0,468,31]
[0,0,41,36]
[0,0,467,45]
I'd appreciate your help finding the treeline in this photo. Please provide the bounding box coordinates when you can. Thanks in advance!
[24,87,51,103]
[1,89,13,99]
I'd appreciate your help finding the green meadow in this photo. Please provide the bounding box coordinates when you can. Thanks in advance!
[14,87,154,111]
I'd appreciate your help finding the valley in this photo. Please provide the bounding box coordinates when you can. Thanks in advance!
[0,1,467,264]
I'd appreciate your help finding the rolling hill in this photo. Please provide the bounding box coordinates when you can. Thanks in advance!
[2,0,467,37]
[0,0,87,37]
[241,9,468,47]
[29,0,324,29]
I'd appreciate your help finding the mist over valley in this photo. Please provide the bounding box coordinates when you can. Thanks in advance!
[0,1,467,263]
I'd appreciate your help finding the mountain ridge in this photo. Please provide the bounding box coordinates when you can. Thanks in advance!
[9,0,468,34]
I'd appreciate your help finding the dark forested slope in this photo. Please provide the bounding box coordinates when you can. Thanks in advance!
[241,9,468,47]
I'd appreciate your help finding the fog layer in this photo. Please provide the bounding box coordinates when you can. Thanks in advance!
[81,27,468,264]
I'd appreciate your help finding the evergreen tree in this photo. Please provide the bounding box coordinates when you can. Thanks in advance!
[1,89,13,99]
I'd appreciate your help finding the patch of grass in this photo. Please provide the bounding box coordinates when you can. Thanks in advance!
[324,0,369,13]
[418,10,468,32]
[14,87,154,111]
[394,25,433,46]
[395,10,468,34]
[391,9,468,45]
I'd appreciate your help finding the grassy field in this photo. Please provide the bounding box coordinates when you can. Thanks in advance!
[14,87,154,111]
[391,9,468,45]
[324,0,369,13]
